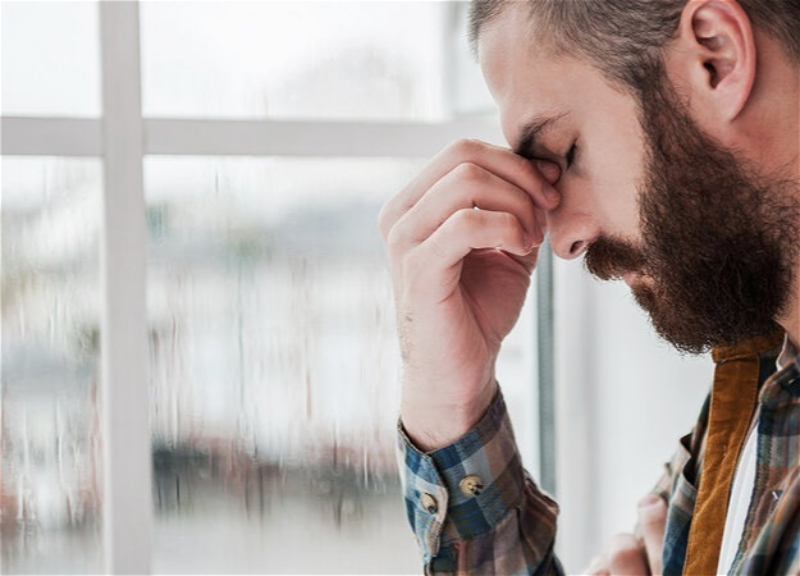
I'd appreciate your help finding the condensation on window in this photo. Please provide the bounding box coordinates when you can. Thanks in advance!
[1,157,104,573]
[145,157,416,572]
[1,2,101,117]
[140,1,449,121]
[0,154,538,573]
[144,156,537,572]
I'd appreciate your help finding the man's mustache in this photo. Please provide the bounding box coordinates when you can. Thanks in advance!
[584,236,647,280]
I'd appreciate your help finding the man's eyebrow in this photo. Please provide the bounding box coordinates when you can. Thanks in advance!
[513,112,570,159]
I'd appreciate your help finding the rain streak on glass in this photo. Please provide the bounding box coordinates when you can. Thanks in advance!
[145,157,422,573]
[1,157,104,573]
[144,156,538,573]
[1,2,536,573]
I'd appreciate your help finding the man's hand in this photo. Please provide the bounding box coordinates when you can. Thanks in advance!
[584,495,668,575]
[377,139,560,451]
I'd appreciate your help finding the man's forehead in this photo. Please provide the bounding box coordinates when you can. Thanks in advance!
[477,7,579,138]
[478,2,643,157]
[477,4,540,95]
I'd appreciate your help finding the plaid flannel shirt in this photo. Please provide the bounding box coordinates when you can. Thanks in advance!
[397,338,800,574]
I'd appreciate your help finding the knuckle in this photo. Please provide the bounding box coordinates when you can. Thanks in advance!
[453,162,486,183]
[451,207,479,231]
[446,138,482,159]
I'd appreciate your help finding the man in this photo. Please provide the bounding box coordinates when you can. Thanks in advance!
[378,0,800,573]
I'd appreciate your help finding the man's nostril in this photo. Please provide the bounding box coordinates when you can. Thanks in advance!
[570,240,585,256]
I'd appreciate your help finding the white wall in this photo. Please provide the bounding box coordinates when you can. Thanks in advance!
[552,257,713,572]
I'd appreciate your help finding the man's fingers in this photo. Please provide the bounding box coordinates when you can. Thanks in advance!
[638,495,667,576]
[607,533,649,575]
[387,162,544,253]
[403,209,533,300]
[591,497,666,576]
[414,208,533,267]
[378,138,560,238]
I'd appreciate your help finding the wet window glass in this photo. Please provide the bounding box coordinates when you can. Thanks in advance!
[140,2,449,120]
[1,2,101,117]
[144,156,538,572]
[1,2,525,571]
[1,157,104,573]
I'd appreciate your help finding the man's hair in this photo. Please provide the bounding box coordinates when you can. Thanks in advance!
[469,0,800,94]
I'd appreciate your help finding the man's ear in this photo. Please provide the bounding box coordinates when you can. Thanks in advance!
[677,0,757,122]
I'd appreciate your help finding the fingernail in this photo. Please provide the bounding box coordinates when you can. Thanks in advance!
[544,184,561,205]
[535,160,561,184]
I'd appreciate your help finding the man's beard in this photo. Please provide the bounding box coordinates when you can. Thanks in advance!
[584,73,800,354]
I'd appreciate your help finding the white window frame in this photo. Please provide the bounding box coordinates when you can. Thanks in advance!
[1,2,556,572]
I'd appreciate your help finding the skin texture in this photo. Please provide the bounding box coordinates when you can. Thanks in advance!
[583,69,800,354]
[378,2,798,573]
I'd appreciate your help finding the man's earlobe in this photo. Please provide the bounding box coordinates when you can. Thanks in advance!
[682,0,757,121]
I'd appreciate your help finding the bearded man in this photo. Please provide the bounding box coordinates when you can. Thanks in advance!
[378,0,800,573]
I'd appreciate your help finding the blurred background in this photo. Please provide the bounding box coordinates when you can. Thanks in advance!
[1,1,713,574]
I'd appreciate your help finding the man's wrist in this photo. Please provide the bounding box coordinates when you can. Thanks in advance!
[400,378,499,452]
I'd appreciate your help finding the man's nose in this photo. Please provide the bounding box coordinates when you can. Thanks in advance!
[546,212,600,260]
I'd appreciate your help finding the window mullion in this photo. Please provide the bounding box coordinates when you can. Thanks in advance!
[0,117,103,156]
[1,117,502,158]
[144,118,503,157]
[98,2,152,573]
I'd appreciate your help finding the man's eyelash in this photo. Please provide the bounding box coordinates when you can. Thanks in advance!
[565,142,577,168]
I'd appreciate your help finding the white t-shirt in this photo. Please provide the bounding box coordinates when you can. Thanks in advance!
[716,337,797,574]
[716,421,758,574]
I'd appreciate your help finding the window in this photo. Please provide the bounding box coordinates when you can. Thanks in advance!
[3,3,715,573]
[1,2,101,117]
[140,2,449,121]
[1,157,104,572]
[2,3,539,573]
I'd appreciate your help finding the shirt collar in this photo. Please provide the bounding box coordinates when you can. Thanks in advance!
[777,335,799,371]
[759,334,800,409]
[711,328,786,364]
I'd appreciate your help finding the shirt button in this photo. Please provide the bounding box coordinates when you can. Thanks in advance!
[459,474,484,498]
[420,493,438,514]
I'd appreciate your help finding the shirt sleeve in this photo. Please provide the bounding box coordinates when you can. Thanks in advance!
[396,386,562,575]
